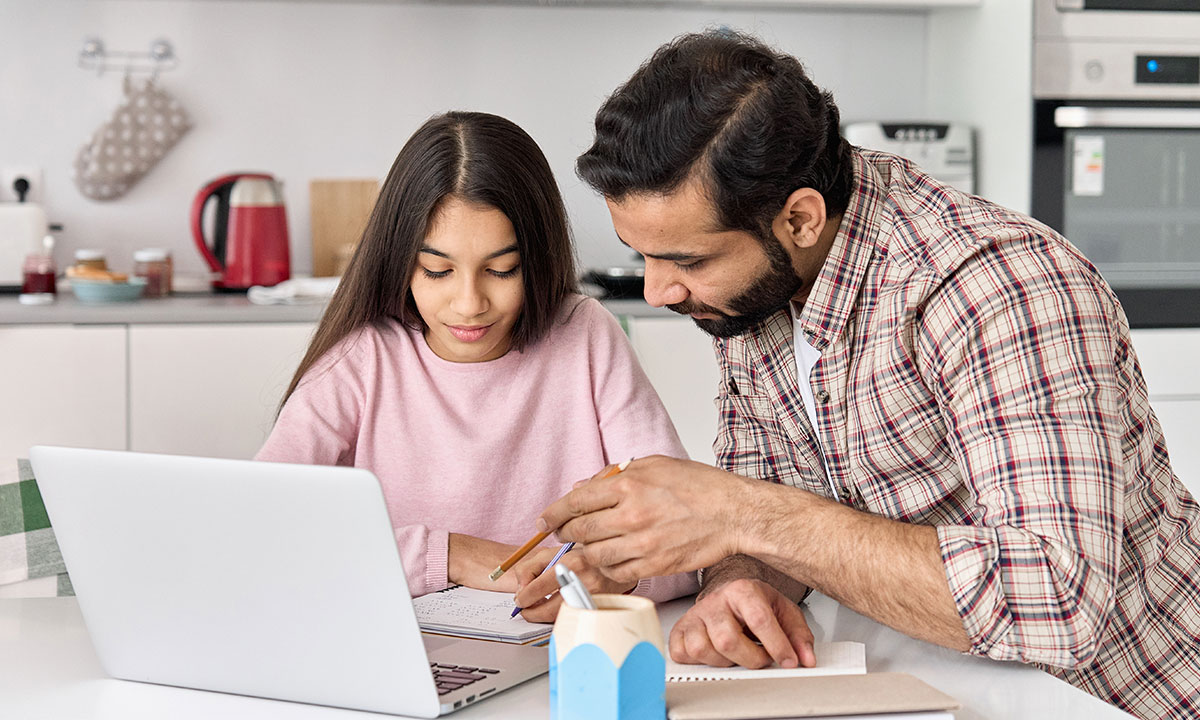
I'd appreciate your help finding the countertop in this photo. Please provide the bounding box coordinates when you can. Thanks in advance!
[0,293,675,325]
[0,594,1135,719]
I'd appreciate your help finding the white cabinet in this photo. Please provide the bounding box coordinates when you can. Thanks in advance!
[128,323,316,460]
[1131,329,1200,496]
[625,316,720,465]
[0,325,126,484]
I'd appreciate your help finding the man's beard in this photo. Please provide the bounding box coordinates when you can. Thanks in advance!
[668,238,804,338]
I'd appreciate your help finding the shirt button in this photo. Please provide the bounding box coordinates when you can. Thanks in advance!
[839,487,853,503]
[815,389,830,403]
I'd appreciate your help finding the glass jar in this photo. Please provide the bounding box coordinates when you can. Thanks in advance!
[133,248,172,298]
[73,249,107,271]
[21,252,56,295]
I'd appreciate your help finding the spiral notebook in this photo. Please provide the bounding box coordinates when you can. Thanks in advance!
[666,641,866,682]
[412,586,553,644]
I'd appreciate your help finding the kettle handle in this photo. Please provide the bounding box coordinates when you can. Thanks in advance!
[190,172,274,273]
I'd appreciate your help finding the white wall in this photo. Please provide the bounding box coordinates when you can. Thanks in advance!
[0,0,931,280]
[926,0,1033,214]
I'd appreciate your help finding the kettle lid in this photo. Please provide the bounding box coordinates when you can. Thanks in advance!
[230,177,284,207]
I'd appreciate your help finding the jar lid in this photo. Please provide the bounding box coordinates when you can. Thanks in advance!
[133,248,170,262]
[74,249,106,261]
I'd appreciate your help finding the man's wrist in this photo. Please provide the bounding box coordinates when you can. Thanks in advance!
[699,553,811,604]
[697,554,763,599]
[721,472,771,559]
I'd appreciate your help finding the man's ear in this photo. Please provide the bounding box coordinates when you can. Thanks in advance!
[771,188,827,250]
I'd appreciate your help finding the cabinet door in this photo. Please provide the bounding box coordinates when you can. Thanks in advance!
[1149,400,1200,498]
[625,316,720,465]
[1130,330,1200,496]
[0,325,126,484]
[1129,329,1200,397]
[128,323,316,459]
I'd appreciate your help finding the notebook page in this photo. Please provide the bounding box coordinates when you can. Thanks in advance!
[412,586,550,642]
[666,641,866,682]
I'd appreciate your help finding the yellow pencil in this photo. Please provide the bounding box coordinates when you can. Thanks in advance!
[488,458,633,582]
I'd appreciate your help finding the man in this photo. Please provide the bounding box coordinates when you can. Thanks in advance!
[521,30,1200,719]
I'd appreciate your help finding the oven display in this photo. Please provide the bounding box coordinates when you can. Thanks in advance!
[1135,55,1200,85]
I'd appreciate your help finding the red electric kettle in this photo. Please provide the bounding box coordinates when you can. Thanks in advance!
[191,172,291,290]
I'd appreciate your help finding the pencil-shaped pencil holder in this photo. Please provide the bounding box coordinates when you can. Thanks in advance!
[549,594,666,720]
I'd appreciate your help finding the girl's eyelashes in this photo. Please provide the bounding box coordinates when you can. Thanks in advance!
[489,266,520,279]
[418,265,520,280]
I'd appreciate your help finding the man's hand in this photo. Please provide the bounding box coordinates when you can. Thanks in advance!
[509,546,637,623]
[536,455,754,584]
[669,578,816,669]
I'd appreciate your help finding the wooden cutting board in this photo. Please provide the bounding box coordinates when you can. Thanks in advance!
[309,179,380,277]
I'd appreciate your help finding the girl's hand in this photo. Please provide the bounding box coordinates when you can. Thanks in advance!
[511,546,637,623]
[447,533,523,592]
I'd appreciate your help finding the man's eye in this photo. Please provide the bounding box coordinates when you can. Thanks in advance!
[421,268,450,279]
[489,266,520,279]
[675,259,705,271]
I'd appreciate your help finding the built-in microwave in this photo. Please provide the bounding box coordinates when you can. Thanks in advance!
[1032,0,1200,327]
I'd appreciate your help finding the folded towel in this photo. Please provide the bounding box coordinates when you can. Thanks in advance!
[247,276,340,305]
[0,459,72,597]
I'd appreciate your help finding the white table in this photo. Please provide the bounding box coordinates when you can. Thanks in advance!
[0,595,1134,719]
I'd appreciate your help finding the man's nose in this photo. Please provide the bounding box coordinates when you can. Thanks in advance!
[642,265,688,308]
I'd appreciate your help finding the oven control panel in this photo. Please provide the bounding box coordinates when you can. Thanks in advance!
[1036,41,1200,99]
[1136,55,1200,85]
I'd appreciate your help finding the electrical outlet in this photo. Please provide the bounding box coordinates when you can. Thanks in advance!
[0,166,45,204]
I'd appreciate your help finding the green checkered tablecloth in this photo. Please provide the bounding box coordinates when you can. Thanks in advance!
[0,460,73,597]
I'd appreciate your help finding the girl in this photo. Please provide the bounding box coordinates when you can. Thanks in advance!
[256,112,697,618]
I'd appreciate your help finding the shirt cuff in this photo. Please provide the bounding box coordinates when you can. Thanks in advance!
[424,528,451,593]
[937,524,1010,657]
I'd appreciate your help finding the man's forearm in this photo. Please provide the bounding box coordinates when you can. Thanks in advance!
[699,553,809,603]
[732,481,972,652]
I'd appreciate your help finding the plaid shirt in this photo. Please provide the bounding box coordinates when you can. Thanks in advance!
[713,149,1200,720]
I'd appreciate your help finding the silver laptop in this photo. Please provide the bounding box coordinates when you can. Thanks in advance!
[28,445,548,717]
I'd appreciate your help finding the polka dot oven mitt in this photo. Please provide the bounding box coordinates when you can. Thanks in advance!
[73,76,192,201]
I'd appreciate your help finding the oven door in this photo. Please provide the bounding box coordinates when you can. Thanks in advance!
[1033,99,1200,327]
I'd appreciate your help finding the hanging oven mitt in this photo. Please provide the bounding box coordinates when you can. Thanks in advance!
[73,75,192,201]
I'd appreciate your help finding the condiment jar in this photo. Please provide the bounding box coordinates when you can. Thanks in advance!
[20,234,57,302]
[73,249,108,271]
[133,248,172,298]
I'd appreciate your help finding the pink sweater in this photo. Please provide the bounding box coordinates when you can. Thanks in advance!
[256,296,697,602]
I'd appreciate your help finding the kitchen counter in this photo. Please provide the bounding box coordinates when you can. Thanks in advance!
[0,293,327,325]
[0,293,675,325]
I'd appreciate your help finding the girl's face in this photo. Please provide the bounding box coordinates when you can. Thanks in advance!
[411,197,525,363]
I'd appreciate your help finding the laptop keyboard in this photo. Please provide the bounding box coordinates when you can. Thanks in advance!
[430,663,501,696]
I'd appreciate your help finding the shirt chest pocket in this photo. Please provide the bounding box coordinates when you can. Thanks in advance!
[715,392,823,491]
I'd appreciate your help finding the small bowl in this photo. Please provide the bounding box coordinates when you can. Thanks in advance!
[70,277,147,304]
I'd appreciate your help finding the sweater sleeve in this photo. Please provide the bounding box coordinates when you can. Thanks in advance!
[584,300,700,602]
[255,329,450,598]
[255,339,364,466]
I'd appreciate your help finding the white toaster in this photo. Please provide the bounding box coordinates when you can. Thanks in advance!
[0,202,48,289]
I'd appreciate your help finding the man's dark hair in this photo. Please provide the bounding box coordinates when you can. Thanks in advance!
[576,30,853,238]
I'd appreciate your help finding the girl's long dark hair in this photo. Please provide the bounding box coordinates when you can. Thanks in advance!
[280,111,577,410]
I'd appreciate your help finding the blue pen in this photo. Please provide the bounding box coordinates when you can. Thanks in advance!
[510,542,575,618]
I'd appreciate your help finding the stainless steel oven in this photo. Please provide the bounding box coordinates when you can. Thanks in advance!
[1032,0,1200,326]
